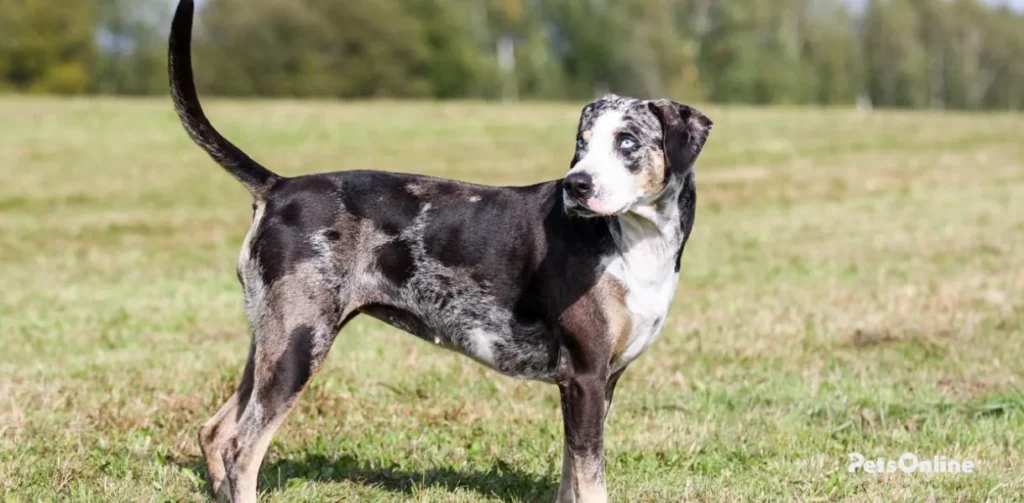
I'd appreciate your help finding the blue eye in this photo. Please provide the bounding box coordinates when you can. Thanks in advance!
[577,137,586,150]
[619,135,637,150]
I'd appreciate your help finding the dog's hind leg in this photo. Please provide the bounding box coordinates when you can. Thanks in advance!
[218,270,349,503]
[198,342,255,498]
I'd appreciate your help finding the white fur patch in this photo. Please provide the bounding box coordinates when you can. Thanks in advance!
[567,111,643,215]
[239,202,269,328]
[606,207,682,372]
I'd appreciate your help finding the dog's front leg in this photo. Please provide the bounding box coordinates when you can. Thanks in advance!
[557,366,626,502]
[555,346,610,503]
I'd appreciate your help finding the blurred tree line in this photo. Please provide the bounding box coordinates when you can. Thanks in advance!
[1,0,1023,109]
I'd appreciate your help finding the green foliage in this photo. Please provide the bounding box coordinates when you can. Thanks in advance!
[1,0,1023,109]
[90,0,167,95]
[802,5,862,105]
[400,0,497,99]
[192,0,431,98]
[864,0,929,108]
[0,0,95,94]
[36,61,91,94]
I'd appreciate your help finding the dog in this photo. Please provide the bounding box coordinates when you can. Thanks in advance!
[168,1,711,501]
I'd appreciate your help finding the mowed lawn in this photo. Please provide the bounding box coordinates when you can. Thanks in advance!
[1,97,1022,502]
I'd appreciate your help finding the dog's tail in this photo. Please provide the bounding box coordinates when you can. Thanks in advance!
[168,0,281,197]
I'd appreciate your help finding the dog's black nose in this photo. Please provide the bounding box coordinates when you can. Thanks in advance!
[564,172,594,200]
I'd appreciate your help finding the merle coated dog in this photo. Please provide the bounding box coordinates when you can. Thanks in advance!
[168,1,711,501]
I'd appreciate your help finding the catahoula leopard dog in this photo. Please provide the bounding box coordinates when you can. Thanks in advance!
[168,1,711,501]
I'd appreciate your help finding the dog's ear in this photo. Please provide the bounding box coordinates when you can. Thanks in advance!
[647,100,712,174]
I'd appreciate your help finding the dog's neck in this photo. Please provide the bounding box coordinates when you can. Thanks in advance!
[612,172,689,251]
[606,174,689,277]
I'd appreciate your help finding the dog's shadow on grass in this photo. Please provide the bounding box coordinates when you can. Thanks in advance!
[175,453,557,502]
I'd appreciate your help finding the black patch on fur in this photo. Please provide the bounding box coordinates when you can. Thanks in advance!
[675,171,696,272]
[249,175,341,286]
[235,340,257,420]
[251,225,288,286]
[556,355,608,464]
[278,201,303,227]
[648,99,712,179]
[422,189,506,268]
[605,367,625,404]
[258,325,315,422]
[338,171,422,236]
[282,325,316,395]
[375,240,416,287]
[359,304,433,342]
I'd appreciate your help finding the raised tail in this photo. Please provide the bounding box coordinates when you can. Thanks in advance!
[168,0,281,196]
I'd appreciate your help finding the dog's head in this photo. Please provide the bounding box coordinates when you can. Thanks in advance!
[563,94,712,217]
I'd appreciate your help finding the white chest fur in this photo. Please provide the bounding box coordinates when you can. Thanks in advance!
[606,210,681,372]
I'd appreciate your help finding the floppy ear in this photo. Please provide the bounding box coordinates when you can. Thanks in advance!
[647,100,712,175]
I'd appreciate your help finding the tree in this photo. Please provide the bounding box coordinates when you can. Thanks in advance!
[193,0,433,98]
[400,0,497,99]
[91,0,168,95]
[614,0,703,100]
[982,7,1024,110]
[0,0,1021,109]
[701,0,818,105]
[862,0,928,108]
[802,1,863,105]
[0,0,96,93]
[542,0,624,98]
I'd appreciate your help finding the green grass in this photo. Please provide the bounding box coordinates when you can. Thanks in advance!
[1,97,1022,502]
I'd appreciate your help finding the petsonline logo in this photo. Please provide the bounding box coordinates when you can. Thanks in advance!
[848,452,977,474]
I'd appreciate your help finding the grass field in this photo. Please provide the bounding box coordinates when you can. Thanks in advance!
[1,97,1022,502]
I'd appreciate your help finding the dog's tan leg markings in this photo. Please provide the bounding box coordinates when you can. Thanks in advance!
[199,343,256,498]
[593,276,631,365]
[198,393,238,496]
[224,392,294,503]
[216,264,347,502]
[570,455,607,503]
[222,329,322,503]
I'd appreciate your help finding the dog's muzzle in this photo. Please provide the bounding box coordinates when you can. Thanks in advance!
[564,172,598,215]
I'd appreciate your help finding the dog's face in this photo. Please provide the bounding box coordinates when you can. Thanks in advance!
[563,94,711,217]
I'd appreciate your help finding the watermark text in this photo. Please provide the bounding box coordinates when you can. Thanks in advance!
[847,452,976,474]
